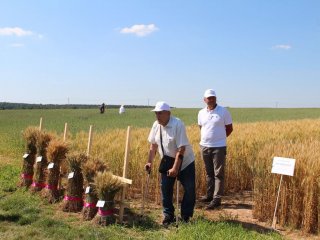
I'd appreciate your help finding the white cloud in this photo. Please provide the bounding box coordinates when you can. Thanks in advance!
[10,43,24,47]
[0,27,33,37]
[272,44,292,50]
[120,24,158,37]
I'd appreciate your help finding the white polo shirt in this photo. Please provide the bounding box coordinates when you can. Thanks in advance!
[148,116,195,171]
[198,105,232,147]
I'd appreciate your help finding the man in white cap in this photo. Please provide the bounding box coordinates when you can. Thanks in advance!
[119,105,125,114]
[145,101,195,226]
[198,89,233,209]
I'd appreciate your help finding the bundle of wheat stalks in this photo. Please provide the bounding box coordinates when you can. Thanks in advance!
[41,139,68,203]
[62,152,86,212]
[94,171,123,226]
[82,159,108,220]
[20,127,40,188]
[30,131,53,192]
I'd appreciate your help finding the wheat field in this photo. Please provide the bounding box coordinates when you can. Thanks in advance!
[68,118,320,233]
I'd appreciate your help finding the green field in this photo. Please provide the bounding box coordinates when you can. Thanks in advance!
[1,108,319,240]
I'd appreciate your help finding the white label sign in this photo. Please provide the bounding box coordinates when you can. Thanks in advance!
[23,153,29,159]
[271,157,296,176]
[68,172,74,179]
[48,163,54,169]
[85,186,90,194]
[36,156,42,162]
[96,200,105,207]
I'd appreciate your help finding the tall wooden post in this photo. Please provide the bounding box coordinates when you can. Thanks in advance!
[39,117,43,130]
[119,126,131,223]
[59,123,68,190]
[63,123,68,142]
[86,125,93,157]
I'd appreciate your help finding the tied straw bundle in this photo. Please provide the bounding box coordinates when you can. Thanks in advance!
[62,152,86,212]
[94,171,124,226]
[20,127,40,188]
[41,139,68,203]
[82,159,109,220]
[30,131,53,192]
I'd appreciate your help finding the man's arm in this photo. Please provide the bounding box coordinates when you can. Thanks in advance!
[167,146,185,177]
[226,124,233,137]
[145,143,158,172]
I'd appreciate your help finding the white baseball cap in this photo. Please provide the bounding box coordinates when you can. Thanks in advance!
[204,89,216,98]
[151,101,171,112]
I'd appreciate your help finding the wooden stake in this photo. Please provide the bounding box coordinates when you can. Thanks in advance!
[39,117,43,130]
[119,126,131,223]
[59,123,68,190]
[63,123,68,142]
[272,175,283,229]
[86,125,93,157]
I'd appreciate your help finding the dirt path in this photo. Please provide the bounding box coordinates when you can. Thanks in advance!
[195,191,320,240]
[136,190,319,239]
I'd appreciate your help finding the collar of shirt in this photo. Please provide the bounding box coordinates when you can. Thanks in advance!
[206,105,219,113]
[160,116,174,128]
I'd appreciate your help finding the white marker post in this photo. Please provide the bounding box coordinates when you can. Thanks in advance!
[271,157,296,229]
[119,126,131,224]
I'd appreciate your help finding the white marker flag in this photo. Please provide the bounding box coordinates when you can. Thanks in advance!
[271,157,296,176]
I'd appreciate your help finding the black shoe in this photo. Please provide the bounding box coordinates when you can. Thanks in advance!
[181,216,190,223]
[162,215,174,227]
[205,199,222,210]
[198,196,213,203]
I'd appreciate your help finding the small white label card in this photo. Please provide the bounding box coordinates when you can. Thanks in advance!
[48,163,54,169]
[96,200,105,208]
[23,153,29,159]
[85,186,90,194]
[271,157,296,176]
[68,172,75,179]
[36,156,42,162]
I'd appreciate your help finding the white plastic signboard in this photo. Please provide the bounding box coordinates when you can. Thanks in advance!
[48,163,54,169]
[96,200,105,207]
[23,153,29,159]
[36,156,42,162]
[271,157,296,176]
[68,172,74,179]
[85,186,90,194]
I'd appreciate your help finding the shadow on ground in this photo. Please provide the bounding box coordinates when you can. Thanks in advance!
[226,219,277,235]
[0,213,21,222]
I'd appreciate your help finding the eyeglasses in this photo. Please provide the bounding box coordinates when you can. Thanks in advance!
[155,111,164,115]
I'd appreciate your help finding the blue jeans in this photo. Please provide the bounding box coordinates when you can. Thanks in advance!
[161,161,195,218]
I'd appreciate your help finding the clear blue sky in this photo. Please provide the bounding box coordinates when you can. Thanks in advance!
[0,1,319,108]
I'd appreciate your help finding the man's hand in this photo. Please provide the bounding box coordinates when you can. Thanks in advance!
[167,167,178,177]
[145,163,152,173]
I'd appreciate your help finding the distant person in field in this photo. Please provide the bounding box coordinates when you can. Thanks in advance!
[145,101,195,226]
[119,105,125,114]
[100,103,105,114]
[198,89,233,210]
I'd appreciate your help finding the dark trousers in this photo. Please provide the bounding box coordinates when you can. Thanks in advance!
[201,146,226,200]
[161,161,195,218]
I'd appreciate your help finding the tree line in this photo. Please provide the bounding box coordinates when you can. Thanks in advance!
[0,102,151,110]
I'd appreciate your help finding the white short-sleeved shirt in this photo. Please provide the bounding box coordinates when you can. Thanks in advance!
[148,116,195,171]
[198,105,232,147]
